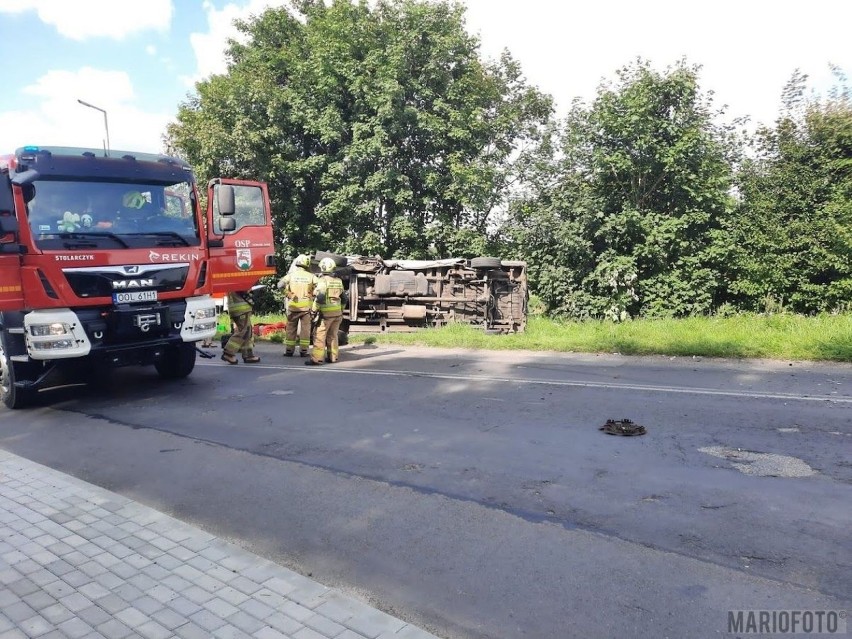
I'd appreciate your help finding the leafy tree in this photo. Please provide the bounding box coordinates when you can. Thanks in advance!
[726,69,852,313]
[506,59,739,319]
[165,0,551,262]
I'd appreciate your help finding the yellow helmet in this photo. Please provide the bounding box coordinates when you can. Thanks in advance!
[319,257,336,273]
[294,254,310,268]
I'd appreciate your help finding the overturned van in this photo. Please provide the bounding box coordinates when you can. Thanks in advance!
[313,253,528,335]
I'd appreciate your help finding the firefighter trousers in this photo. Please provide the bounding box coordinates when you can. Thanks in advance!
[285,308,311,355]
[310,314,342,364]
[224,312,254,358]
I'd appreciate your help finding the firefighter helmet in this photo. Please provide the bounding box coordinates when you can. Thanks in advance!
[294,254,310,269]
[319,257,336,273]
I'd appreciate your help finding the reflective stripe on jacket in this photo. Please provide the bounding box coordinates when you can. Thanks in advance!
[314,275,344,316]
[227,292,252,316]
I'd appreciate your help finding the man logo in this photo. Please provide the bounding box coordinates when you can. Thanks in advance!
[112,279,154,289]
[123,265,141,274]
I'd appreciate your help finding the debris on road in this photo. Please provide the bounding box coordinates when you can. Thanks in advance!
[599,419,647,436]
[195,346,216,359]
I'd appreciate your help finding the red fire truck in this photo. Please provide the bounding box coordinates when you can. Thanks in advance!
[0,145,276,408]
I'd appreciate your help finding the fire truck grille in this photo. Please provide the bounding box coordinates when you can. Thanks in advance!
[62,264,189,298]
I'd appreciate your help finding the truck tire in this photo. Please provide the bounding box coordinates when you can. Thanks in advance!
[155,342,196,379]
[471,256,502,269]
[314,251,348,267]
[311,324,348,347]
[337,329,349,346]
[0,333,33,409]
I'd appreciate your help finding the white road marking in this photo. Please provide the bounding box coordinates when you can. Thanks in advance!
[198,361,852,404]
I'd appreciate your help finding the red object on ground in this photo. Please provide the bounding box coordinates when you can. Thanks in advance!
[253,321,287,336]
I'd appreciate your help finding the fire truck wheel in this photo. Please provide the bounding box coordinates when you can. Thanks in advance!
[337,329,349,346]
[0,334,33,409]
[155,342,197,379]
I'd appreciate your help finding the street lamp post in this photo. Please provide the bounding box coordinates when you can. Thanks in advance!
[77,99,110,156]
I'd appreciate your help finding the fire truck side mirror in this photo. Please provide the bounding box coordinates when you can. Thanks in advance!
[217,185,235,216]
[215,185,236,233]
[0,215,19,235]
[0,174,14,214]
[0,215,19,249]
[0,175,19,245]
[21,183,36,203]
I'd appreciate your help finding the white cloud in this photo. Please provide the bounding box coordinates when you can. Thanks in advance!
[0,68,172,154]
[179,0,851,128]
[184,0,288,86]
[0,0,173,41]
[462,0,852,128]
[4,0,847,159]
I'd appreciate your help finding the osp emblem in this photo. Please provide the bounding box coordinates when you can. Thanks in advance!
[236,249,252,270]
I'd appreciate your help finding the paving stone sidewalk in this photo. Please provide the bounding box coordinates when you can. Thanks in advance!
[0,450,439,639]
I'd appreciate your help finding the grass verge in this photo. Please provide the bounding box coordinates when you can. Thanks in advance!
[324,314,852,362]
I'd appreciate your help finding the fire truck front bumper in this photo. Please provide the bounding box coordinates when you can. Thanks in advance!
[22,296,217,360]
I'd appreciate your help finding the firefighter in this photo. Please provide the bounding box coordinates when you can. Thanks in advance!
[305,257,345,366]
[277,254,319,357]
[221,290,261,364]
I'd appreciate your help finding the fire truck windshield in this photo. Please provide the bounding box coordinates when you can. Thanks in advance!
[26,179,200,249]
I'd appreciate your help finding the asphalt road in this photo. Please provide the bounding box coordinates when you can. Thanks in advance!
[1,343,850,638]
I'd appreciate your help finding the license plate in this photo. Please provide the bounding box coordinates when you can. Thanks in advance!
[113,290,158,304]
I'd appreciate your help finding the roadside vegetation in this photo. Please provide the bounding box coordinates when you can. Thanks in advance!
[172,0,851,357]
[249,311,852,362]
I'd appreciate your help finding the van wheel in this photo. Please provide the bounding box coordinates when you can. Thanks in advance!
[0,333,33,409]
[314,251,348,267]
[155,343,196,379]
[470,256,502,269]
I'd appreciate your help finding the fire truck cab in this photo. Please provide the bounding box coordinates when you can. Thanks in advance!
[0,145,275,408]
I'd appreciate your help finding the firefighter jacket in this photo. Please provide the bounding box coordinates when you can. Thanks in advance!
[278,268,319,311]
[312,275,345,317]
[227,291,252,316]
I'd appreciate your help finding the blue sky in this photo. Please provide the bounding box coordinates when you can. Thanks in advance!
[0,0,289,153]
[1,0,850,155]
